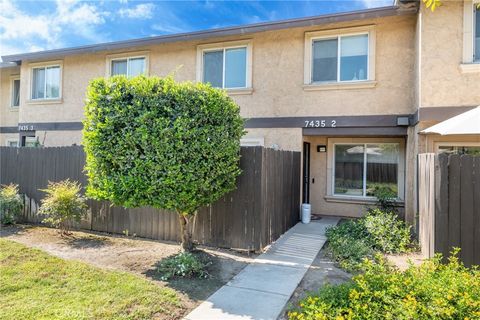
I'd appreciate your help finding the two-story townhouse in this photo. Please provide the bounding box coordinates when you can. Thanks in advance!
[1,1,479,226]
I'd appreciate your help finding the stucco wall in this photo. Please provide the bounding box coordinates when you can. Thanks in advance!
[0,67,20,146]
[420,1,480,108]
[11,14,416,147]
[0,67,20,127]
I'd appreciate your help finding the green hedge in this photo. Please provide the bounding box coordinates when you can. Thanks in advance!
[289,251,480,320]
[82,76,244,214]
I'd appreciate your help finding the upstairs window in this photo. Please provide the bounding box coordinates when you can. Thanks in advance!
[31,65,61,100]
[197,41,252,91]
[305,26,375,86]
[111,56,146,77]
[312,34,369,83]
[11,77,20,107]
[203,47,247,89]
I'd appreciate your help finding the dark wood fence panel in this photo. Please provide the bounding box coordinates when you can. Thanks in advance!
[0,146,300,251]
[418,153,480,267]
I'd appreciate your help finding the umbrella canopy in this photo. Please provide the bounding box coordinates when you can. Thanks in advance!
[421,106,480,135]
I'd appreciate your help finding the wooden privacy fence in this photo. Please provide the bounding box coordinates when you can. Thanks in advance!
[418,153,480,266]
[0,146,301,251]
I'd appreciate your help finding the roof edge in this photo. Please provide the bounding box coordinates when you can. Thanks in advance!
[1,5,417,63]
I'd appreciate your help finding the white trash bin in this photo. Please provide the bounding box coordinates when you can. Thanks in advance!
[301,203,311,224]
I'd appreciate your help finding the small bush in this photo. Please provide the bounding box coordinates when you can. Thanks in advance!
[289,250,480,320]
[39,180,87,235]
[363,208,413,254]
[325,220,374,272]
[157,252,211,280]
[325,210,415,272]
[0,184,23,225]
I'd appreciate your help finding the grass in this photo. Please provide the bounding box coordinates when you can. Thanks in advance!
[0,239,185,320]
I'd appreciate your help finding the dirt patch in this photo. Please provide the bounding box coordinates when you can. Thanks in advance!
[385,252,425,271]
[0,224,256,311]
[279,249,351,319]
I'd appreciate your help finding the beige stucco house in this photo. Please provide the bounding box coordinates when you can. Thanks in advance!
[1,0,479,227]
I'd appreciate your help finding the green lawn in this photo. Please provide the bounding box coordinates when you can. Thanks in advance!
[0,239,185,320]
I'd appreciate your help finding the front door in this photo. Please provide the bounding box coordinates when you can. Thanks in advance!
[302,142,310,204]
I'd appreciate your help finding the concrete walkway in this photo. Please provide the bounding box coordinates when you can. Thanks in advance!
[185,217,340,320]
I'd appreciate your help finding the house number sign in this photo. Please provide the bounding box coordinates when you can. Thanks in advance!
[18,125,34,131]
[303,120,337,128]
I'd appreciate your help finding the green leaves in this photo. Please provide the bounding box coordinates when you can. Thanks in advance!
[82,76,245,216]
[39,180,88,234]
[325,209,416,272]
[0,184,23,225]
[289,250,480,320]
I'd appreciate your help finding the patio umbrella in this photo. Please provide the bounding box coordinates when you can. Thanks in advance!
[421,106,480,135]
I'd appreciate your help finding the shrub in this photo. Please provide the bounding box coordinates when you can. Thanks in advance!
[156,252,211,280]
[325,210,415,272]
[83,76,244,251]
[363,208,413,254]
[0,184,23,225]
[289,250,480,320]
[39,180,88,235]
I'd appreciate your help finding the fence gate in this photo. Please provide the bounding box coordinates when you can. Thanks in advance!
[418,153,480,267]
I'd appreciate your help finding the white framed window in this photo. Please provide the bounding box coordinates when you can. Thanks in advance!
[240,137,264,147]
[106,52,149,77]
[327,138,405,200]
[30,63,62,100]
[462,0,480,67]
[6,139,18,147]
[435,142,480,155]
[197,40,252,90]
[304,26,376,85]
[10,76,20,108]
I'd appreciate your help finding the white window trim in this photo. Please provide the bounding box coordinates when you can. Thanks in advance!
[461,0,480,72]
[240,137,264,147]
[304,25,376,87]
[434,141,480,153]
[196,40,253,91]
[5,139,18,147]
[28,60,63,102]
[10,75,20,109]
[105,51,150,77]
[326,137,405,201]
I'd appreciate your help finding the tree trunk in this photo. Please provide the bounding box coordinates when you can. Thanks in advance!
[178,213,194,252]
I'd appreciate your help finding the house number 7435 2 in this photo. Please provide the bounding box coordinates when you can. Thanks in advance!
[304,120,337,128]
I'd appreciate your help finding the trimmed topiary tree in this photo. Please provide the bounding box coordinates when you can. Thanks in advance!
[83,76,244,251]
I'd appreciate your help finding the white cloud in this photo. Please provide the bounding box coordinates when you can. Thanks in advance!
[0,0,109,59]
[118,3,155,19]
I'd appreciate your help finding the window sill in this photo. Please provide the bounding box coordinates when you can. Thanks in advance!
[324,195,404,206]
[227,88,253,95]
[459,63,480,74]
[303,80,377,91]
[26,98,63,105]
[10,107,19,112]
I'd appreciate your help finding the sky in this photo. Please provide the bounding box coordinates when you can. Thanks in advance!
[0,0,393,60]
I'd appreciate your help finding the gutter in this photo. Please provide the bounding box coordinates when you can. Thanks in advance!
[1,5,417,63]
